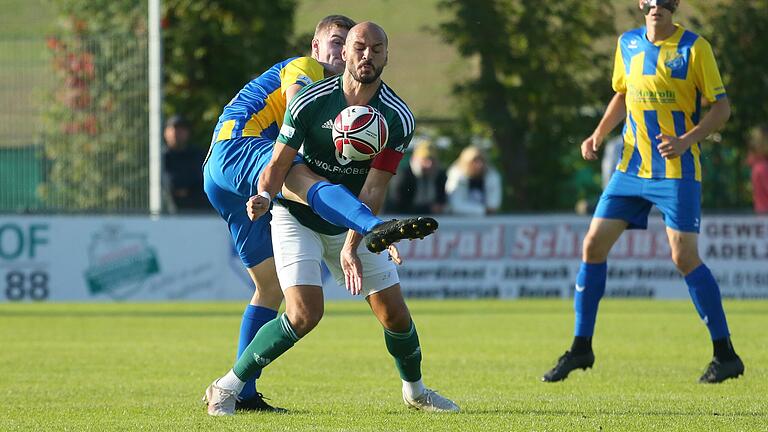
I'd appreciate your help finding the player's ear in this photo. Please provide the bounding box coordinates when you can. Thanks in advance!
[311,38,319,58]
[342,44,348,61]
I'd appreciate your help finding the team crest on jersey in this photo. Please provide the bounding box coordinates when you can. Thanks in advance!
[664,53,686,72]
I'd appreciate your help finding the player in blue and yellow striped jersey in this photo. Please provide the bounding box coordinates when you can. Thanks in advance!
[543,0,744,384]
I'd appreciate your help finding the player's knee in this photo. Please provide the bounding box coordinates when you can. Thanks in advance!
[286,306,324,337]
[582,233,610,262]
[253,282,282,301]
[671,249,701,275]
[380,310,411,333]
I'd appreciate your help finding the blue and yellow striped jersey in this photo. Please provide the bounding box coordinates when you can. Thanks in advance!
[612,24,726,181]
[212,57,325,143]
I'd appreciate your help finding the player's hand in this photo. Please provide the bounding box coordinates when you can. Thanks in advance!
[341,246,363,296]
[581,132,604,161]
[246,195,270,221]
[387,244,402,265]
[656,134,690,159]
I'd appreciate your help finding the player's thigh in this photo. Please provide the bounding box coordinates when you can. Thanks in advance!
[665,227,702,274]
[321,234,400,297]
[282,163,328,205]
[366,283,411,332]
[270,205,326,290]
[646,178,702,234]
[582,217,628,262]
[204,168,275,269]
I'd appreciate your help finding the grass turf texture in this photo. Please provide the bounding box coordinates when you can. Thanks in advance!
[1,300,766,431]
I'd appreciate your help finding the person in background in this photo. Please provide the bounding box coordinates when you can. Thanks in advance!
[163,115,208,212]
[601,135,625,189]
[445,145,502,216]
[386,139,447,214]
[542,0,742,385]
[747,125,768,214]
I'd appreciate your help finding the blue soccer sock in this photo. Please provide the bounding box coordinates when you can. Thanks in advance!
[237,304,277,400]
[684,264,730,341]
[574,262,607,338]
[306,181,382,234]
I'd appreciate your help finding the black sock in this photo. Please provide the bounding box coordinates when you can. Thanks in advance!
[570,336,592,354]
[713,337,737,361]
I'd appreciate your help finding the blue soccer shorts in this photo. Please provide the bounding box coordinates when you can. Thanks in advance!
[593,170,702,233]
[203,136,276,268]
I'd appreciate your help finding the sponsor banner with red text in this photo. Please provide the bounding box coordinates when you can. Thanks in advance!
[1,215,766,302]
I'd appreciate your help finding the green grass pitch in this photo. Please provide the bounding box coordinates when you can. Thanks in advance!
[1,300,766,431]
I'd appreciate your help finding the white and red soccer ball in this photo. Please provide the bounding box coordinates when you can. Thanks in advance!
[332,105,388,161]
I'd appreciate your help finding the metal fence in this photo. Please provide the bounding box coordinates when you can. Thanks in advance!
[0,35,149,213]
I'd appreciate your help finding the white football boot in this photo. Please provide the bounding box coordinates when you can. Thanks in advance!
[203,380,241,416]
[403,388,460,413]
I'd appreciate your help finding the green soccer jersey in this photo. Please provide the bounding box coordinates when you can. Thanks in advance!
[276,74,415,235]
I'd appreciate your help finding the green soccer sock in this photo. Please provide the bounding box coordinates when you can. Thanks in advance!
[383,321,422,382]
[233,313,300,381]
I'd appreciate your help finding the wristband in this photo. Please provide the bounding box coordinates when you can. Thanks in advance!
[258,190,272,203]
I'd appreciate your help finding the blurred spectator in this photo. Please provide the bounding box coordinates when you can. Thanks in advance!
[386,140,447,214]
[163,115,208,212]
[576,135,625,215]
[748,125,768,214]
[601,135,624,188]
[445,146,502,215]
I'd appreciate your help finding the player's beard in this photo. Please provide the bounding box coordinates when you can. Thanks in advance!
[350,61,383,84]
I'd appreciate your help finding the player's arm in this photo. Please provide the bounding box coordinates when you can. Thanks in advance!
[583,36,630,161]
[340,167,394,295]
[582,92,626,161]
[343,140,407,251]
[254,83,309,204]
[284,84,304,104]
[247,141,298,221]
[657,97,730,159]
[248,91,307,221]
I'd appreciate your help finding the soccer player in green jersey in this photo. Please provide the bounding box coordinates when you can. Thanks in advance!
[204,15,440,412]
[204,22,459,416]
[542,0,743,384]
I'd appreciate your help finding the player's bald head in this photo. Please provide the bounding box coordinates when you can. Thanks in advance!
[345,21,388,48]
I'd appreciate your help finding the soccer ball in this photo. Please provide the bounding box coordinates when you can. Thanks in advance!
[332,105,388,161]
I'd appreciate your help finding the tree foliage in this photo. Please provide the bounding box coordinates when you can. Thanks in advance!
[437,0,615,210]
[43,0,296,212]
[161,0,296,145]
[693,0,768,209]
[43,2,150,211]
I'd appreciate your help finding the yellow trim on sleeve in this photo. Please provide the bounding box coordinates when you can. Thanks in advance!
[216,120,236,142]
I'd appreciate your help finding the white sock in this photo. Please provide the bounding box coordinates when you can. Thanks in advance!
[216,369,246,393]
[402,379,426,400]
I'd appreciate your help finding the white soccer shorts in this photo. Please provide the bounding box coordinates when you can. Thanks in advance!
[270,204,400,296]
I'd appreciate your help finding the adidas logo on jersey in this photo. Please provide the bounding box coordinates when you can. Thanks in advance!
[321,119,334,129]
